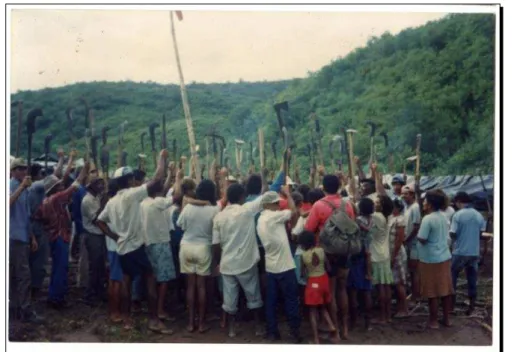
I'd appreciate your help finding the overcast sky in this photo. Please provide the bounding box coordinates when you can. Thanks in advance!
[10,10,446,92]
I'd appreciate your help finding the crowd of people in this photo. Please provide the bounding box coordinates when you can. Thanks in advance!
[9,147,489,343]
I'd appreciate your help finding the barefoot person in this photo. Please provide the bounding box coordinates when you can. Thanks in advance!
[370,195,394,324]
[417,190,454,329]
[104,180,123,323]
[298,231,337,344]
[177,179,220,333]
[212,183,264,338]
[97,150,171,334]
[140,167,177,323]
[389,199,409,318]
[402,186,422,304]
[304,175,355,339]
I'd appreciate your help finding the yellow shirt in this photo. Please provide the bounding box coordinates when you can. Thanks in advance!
[301,247,326,278]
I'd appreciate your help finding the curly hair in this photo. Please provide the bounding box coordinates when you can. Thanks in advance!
[196,179,217,205]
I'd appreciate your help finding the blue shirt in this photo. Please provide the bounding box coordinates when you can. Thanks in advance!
[28,179,47,238]
[9,178,31,243]
[71,185,87,235]
[450,206,486,257]
[245,171,285,248]
[417,211,452,264]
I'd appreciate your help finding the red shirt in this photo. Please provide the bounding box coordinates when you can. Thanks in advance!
[33,185,78,243]
[304,194,356,235]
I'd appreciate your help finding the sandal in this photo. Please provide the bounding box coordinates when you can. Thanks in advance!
[149,322,174,335]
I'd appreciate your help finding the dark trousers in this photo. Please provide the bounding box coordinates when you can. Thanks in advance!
[29,234,49,289]
[451,255,478,299]
[85,234,107,301]
[9,240,31,313]
[49,237,69,303]
[265,269,300,336]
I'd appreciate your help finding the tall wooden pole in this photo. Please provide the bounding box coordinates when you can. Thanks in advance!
[169,12,200,184]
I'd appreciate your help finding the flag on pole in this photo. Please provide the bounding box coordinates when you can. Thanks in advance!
[175,11,183,21]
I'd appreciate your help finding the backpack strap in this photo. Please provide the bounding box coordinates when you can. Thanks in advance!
[321,198,349,215]
[321,199,337,211]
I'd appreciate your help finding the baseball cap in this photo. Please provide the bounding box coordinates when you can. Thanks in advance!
[113,166,134,178]
[392,174,405,185]
[10,158,28,170]
[227,175,237,182]
[261,191,281,205]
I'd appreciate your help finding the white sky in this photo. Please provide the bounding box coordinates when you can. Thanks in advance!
[10,10,446,92]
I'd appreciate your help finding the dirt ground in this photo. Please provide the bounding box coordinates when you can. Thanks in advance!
[8,241,494,345]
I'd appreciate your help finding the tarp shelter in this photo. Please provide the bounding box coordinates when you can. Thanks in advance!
[382,174,494,212]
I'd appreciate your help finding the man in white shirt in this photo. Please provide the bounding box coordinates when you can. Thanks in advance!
[97,150,171,334]
[212,183,264,339]
[81,177,107,306]
[257,188,301,343]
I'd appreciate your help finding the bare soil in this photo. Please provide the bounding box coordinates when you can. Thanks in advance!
[9,241,494,345]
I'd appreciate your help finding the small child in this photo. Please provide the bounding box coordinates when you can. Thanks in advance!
[298,231,338,344]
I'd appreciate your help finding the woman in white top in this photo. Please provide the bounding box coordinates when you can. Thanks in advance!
[371,195,395,324]
[177,179,220,333]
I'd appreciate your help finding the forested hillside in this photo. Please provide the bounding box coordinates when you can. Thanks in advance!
[10,13,495,177]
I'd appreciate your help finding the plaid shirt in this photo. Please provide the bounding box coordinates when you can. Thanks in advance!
[33,183,79,243]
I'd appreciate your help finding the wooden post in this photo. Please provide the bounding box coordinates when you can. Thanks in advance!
[169,12,200,184]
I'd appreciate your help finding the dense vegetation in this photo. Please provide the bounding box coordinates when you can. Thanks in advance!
[10,13,495,177]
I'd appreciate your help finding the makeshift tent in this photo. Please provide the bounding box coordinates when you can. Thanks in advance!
[382,174,494,212]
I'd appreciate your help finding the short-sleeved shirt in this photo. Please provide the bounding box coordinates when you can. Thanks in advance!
[97,185,148,255]
[10,178,31,243]
[301,247,326,278]
[178,204,220,245]
[368,212,390,262]
[257,209,295,274]
[404,202,421,246]
[81,192,103,235]
[212,196,263,276]
[33,183,80,243]
[304,194,356,235]
[140,197,175,245]
[417,211,452,264]
[388,215,407,259]
[450,206,486,257]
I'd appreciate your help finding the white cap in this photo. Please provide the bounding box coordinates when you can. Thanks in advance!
[113,166,134,178]
[227,175,237,182]
[261,191,281,205]
[286,176,295,186]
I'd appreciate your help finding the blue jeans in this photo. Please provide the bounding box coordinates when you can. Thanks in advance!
[451,255,478,299]
[266,269,300,336]
[30,234,49,289]
[49,237,70,303]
